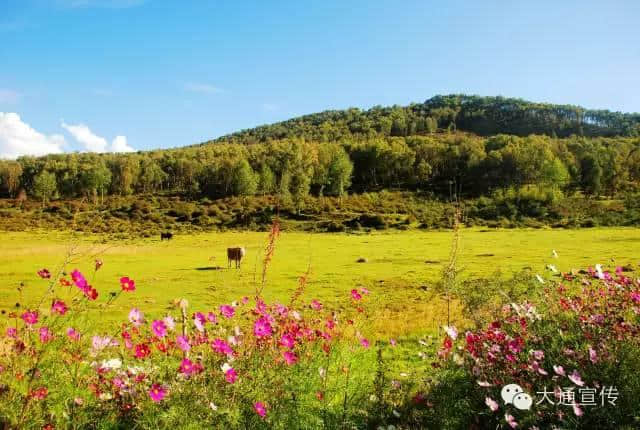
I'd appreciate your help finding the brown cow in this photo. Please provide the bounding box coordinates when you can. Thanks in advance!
[227,247,246,269]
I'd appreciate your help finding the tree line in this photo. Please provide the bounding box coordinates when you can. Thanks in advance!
[210,94,640,146]
[1,132,639,208]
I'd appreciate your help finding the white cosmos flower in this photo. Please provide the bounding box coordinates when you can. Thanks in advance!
[100,358,122,370]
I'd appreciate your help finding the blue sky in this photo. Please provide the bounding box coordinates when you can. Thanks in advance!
[1,0,639,157]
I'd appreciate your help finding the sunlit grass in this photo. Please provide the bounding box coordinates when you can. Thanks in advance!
[1,227,639,338]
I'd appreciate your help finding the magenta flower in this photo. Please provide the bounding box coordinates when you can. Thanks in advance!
[206,312,218,324]
[310,299,323,311]
[120,277,136,292]
[568,370,584,386]
[129,308,144,326]
[71,270,88,290]
[211,338,234,356]
[219,305,235,319]
[193,312,206,332]
[280,333,295,349]
[151,320,167,338]
[51,300,68,315]
[485,397,499,412]
[225,367,237,384]
[179,358,202,376]
[553,365,565,376]
[254,402,267,418]
[39,327,53,343]
[283,350,298,365]
[588,347,598,363]
[360,338,370,348]
[253,317,273,338]
[6,327,17,338]
[176,335,191,351]
[37,268,51,279]
[350,289,362,301]
[148,384,166,402]
[631,292,640,303]
[505,413,517,429]
[67,327,81,341]
[21,310,38,325]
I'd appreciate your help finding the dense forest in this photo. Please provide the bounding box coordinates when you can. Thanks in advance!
[1,95,640,210]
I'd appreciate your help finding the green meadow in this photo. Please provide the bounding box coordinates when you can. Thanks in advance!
[2,227,638,338]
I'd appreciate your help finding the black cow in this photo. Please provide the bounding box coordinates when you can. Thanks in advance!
[160,232,173,241]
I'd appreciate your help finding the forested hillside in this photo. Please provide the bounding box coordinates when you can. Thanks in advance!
[1,95,640,208]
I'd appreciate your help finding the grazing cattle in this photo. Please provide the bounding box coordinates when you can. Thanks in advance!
[227,247,246,269]
[161,232,173,241]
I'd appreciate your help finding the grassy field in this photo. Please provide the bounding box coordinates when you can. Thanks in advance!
[1,227,639,338]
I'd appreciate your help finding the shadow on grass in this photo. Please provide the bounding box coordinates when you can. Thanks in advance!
[195,266,224,271]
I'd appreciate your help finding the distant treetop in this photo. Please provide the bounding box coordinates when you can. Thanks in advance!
[208,94,640,145]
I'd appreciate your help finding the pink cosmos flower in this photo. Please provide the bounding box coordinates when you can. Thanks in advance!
[360,338,370,348]
[531,350,544,360]
[631,292,640,303]
[389,338,397,347]
[67,328,81,341]
[71,270,88,290]
[163,316,176,331]
[120,277,135,292]
[280,333,295,349]
[350,289,362,301]
[151,320,167,338]
[220,305,235,319]
[553,365,565,376]
[253,317,273,338]
[179,358,202,376]
[254,402,267,418]
[129,308,144,326]
[283,350,298,365]
[444,325,458,340]
[148,384,166,402]
[92,335,118,353]
[193,312,206,332]
[37,269,51,279]
[568,370,584,386]
[211,338,234,356]
[39,327,53,343]
[588,347,598,363]
[134,343,151,359]
[21,310,38,325]
[485,397,499,412]
[51,300,68,315]
[6,327,17,338]
[573,403,584,417]
[225,367,238,383]
[505,413,517,429]
[176,335,191,351]
[359,287,370,295]
[310,299,323,311]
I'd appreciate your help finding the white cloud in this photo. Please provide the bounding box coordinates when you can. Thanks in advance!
[0,89,21,104]
[184,82,223,94]
[61,121,108,152]
[62,121,136,153]
[0,112,65,159]
[111,135,135,153]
